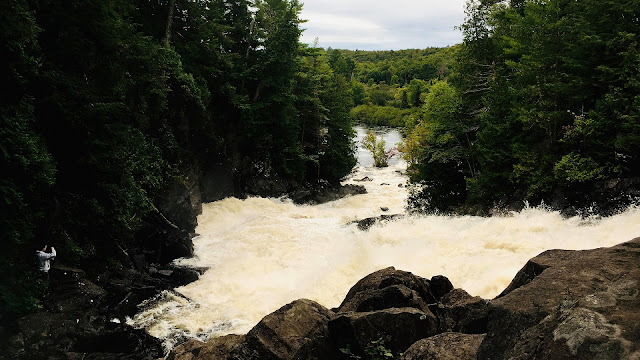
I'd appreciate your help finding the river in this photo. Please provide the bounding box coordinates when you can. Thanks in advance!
[129,126,640,351]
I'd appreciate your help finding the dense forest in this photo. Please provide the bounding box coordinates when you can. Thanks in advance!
[403,0,640,213]
[1,0,356,318]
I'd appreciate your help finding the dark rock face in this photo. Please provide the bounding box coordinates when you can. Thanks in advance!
[158,171,202,234]
[478,237,640,360]
[200,160,235,203]
[230,299,336,360]
[337,284,431,313]
[329,267,458,358]
[336,267,440,310]
[430,275,454,299]
[329,307,439,357]
[167,335,245,360]
[436,288,488,334]
[401,332,485,360]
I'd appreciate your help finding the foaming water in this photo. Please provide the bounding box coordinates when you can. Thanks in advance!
[128,128,640,350]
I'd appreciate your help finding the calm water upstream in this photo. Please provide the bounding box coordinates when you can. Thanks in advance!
[129,126,640,351]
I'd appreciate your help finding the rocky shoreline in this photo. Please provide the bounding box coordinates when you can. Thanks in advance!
[168,237,640,360]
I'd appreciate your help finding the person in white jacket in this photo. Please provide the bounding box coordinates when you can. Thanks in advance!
[36,245,56,279]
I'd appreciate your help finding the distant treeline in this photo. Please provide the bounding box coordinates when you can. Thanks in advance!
[1,0,355,317]
[322,47,458,127]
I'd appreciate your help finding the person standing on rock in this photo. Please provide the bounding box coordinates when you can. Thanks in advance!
[36,245,56,280]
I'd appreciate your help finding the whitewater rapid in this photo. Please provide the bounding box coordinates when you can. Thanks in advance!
[128,127,640,350]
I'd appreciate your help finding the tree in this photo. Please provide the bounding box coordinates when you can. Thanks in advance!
[362,131,389,168]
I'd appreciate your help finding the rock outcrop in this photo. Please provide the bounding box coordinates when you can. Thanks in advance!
[478,237,640,359]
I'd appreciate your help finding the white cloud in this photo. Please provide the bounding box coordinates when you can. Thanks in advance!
[299,0,467,50]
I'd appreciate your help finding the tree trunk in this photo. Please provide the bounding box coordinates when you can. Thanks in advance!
[164,0,176,46]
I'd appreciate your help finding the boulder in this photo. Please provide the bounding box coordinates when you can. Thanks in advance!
[351,214,404,231]
[336,267,441,312]
[401,332,485,360]
[337,284,430,313]
[433,288,488,334]
[167,335,245,360]
[329,307,439,358]
[429,275,454,299]
[478,237,640,359]
[230,299,336,360]
[290,184,367,205]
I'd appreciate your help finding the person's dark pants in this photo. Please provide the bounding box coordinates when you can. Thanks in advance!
[39,271,49,282]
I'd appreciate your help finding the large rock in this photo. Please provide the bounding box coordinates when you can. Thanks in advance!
[336,267,443,312]
[230,299,336,360]
[435,288,488,334]
[329,307,439,358]
[478,237,640,359]
[338,284,431,313]
[167,335,245,360]
[351,214,405,231]
[290,184,367,205]
[401,332,485,360]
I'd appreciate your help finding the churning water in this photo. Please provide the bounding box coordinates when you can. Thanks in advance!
[128,126,640,350]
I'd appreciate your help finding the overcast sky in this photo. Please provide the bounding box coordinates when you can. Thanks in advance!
[299,0,467,50]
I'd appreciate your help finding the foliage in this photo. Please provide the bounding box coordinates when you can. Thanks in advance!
[327,47,458,128]
[406,0,640,212]
[339,338,398,360]
[362,131,391,168]
[0,0,357,319]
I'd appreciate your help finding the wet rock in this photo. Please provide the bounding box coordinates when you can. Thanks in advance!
[230,299,336,360]
[336,267,440,312]
[436,288,488,334]
[430,275,454,299]
[168,335,245,360]
[354,176,373,182]
[478,237,640,359]
[329,307,439,358]
[157,269,174,277]
[351,214,404,231]
[290,184,367,205]
[401,332,485,360]
[337,284,431,313]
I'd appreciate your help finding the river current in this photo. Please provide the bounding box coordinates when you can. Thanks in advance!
[129,126,640,350]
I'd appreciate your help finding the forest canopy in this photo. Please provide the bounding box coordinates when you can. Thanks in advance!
[1,0,356,317]
[404,0,640,213]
